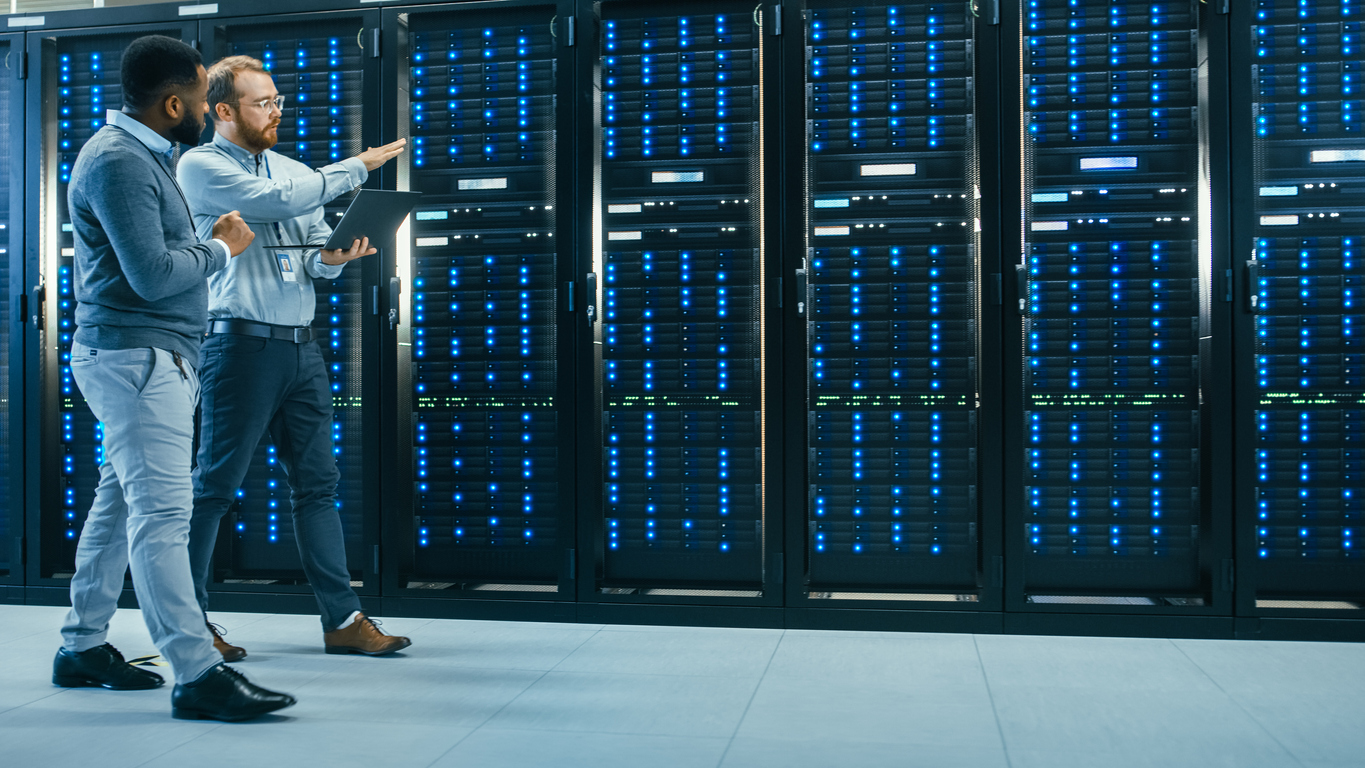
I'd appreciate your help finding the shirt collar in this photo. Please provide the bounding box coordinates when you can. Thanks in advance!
[211,130,264,169]
[106,109,174,159]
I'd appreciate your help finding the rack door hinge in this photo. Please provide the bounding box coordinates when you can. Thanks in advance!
[772,4,783,36]
[371,28,382,58]
[16,51,28,80]
[565,15,577,47]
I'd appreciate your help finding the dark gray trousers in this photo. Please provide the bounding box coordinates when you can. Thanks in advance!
[189,332,360,631]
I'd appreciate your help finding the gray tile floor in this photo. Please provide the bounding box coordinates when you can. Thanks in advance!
[1,604,1362,768]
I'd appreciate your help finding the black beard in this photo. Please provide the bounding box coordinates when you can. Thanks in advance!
[169,111,205,146]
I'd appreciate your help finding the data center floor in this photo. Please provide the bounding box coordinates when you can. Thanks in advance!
[0,603,1360,767]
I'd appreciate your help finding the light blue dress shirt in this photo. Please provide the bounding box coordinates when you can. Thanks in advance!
[105,109,232,262]
[175,131,368,327]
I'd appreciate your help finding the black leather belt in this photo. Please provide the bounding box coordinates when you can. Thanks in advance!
[209,318,315,344]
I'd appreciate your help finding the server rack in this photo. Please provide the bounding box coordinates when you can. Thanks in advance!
[28,19,197,583]
[0,32,23,588]
[195,8,383,601]
[587,0,780,604]
[787,0,1001,617]
[1234,0,1365,616]
[384,0,579,606]
[1005,0,1230,611]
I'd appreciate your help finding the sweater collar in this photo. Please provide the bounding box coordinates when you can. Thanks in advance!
[106,109,173,159]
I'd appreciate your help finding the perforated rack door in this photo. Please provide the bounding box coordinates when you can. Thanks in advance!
[36,24,194,578]
[402,5,566,584]
[0,34,17,581]
[1246,0,1365,604]
[204,14,374,581]
[802,2,982,593]
[1018,0,1209,596]
[596,2,766,587]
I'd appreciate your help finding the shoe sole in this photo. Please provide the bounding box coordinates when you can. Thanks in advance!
[324,638,412,656]
[171,698,295,722]
[53,675,163,691]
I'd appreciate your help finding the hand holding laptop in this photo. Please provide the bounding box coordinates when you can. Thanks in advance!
[320,236,374,265]
[274,189,423,251]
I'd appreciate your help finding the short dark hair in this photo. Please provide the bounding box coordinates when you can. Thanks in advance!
[121,35,202,113]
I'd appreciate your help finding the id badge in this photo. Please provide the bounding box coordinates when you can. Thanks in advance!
[275,252,298,283]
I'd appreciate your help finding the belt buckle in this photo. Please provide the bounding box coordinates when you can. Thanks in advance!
[292,327,310,344]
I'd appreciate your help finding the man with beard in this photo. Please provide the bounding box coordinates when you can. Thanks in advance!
[55,35,296,721]
[177,56,409,659]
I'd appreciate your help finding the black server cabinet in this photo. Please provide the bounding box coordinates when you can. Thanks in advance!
[1008,0,1225,604]
[197,10,383,596]
[591,0,773,593]
[793,1,998,606]
[1235,0,1365,613]
[29,20,198,582]
[386,0,578,598]
[1,32,23,587]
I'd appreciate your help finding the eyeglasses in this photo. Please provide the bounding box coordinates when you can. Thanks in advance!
[229,95,286,113]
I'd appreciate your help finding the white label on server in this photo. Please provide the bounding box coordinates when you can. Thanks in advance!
[608,231,643,241]
[458,177,509,191]
[61,247,75,256]
[859,163,916,176]
[415,236,450,247]
[651,171,705,183]
[1031,221,1069,232]
[1260,215,1300,226]
[177,4,218,15]
[813,199,851,208]
[7,16,44,27]
[813,226,851,236]
[608,204,643,214]
[1079,156,1138,170]
[1258,186,1299,197]
[1310,149,1365,163]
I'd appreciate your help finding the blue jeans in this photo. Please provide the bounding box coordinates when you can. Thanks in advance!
[61,343,221,685]
[189,333,360,631]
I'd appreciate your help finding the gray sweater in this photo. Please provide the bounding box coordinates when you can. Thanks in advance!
[69,124,227,366]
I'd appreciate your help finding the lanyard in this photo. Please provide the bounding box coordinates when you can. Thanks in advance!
[253,153,289,245]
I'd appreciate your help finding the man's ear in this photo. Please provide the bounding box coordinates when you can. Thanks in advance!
[213,102,234,124]
[162,91,184,121]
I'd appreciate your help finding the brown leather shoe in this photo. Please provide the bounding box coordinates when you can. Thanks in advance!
[207,622,247,662]
[323,613,411,656]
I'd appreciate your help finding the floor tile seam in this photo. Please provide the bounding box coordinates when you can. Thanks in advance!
[0,628,60,646]
[715,629,785,768]
[973,634,1016,768]
[1168,639,1309,767]
[420,626,606,768]
[0,687,70,717]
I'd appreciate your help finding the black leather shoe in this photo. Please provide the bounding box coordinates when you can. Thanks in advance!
[171,664,296,722]
[53,644,165,690]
